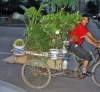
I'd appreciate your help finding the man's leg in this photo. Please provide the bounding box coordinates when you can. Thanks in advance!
[83,60,89,73]
[83,60,92,75]
[69,44,92,75]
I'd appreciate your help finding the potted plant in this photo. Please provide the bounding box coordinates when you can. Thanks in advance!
[13,1,81,55]
[39,11,81,49]
[12,0,81,52]
[13,39,25,55]
[24,11,81,53]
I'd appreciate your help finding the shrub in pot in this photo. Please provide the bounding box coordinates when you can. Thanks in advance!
[24,11,81,53]
[13,39,25,55]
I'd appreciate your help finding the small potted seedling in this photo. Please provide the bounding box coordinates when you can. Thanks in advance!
[13,39,25,55]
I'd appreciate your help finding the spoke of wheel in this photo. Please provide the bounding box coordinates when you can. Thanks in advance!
[24,65,49,86]
[22,59,51,89]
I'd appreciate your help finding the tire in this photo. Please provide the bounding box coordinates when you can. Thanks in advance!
[92,62,100,87]
[22,59,51,89]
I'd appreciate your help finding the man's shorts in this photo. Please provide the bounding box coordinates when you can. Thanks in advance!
[68,43,92,61]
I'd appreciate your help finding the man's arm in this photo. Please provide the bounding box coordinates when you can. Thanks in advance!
[87,32,98,43]
[85,35,98,47]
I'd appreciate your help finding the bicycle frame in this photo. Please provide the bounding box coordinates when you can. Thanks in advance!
[87,48,100,71]
[69,48,100,73]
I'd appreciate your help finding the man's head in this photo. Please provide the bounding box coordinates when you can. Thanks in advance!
[81,14,89,25]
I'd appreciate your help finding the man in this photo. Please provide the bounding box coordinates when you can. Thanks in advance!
[69,14,100,76]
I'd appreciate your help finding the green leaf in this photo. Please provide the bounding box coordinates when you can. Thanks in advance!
[51,2,56,12]
[68,1,72,8]
[25,7,41,17]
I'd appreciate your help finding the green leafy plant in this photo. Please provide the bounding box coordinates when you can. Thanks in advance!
[16,0,81,52]
[14,39,25,46]
[39,11,81,49]
[23,7,50,52]
[24,11,81,52]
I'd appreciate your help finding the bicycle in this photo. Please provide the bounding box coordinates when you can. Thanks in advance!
[21,43,100,89]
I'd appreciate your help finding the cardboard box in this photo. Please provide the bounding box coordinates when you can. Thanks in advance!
[47,58,62,70]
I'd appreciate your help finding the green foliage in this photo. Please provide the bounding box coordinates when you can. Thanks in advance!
[25,25,51,52]
[23,6,51,52]
[22,0,81,52]
[39,11,81,49]
[24,11,81,52]
[46,0,78,12]
[1,0,24,15]
[23,7,42,28]
[14,39,25,46]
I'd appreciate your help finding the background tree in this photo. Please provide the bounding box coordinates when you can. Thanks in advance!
[44,0,78,13]
[0,0,78,15]
[0,0,24,15]
[86,1,98,15]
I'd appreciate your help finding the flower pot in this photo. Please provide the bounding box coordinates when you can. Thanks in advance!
[50,49,59,60]
[13,44,25,55]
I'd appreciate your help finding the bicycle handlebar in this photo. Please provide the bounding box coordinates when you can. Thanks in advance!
[95,47,100,57]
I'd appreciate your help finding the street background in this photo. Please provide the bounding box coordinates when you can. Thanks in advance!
[0,20,100,92]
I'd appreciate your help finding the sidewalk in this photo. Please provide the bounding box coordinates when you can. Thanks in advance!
[0,80,28,92]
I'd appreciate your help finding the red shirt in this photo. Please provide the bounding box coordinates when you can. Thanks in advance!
[70,23,89,45]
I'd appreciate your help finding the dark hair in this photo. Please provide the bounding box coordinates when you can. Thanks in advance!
[82,14,89,18]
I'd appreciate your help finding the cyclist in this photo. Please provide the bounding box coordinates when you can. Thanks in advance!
[69,14,100,76]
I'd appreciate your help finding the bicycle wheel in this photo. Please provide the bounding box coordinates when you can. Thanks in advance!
[92,62,100,87]
[22,59,51,89]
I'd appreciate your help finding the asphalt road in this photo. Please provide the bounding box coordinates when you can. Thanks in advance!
[0,20,100,92]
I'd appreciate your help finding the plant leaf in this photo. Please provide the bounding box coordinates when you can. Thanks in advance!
[25,7,41,17]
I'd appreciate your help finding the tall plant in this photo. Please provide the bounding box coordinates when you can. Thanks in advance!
[25,11,81,52]
[23,6,51,52]
[13,0,81,52]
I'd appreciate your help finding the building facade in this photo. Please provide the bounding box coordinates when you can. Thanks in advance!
[76,0,100,14]
[76,0,86,14]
